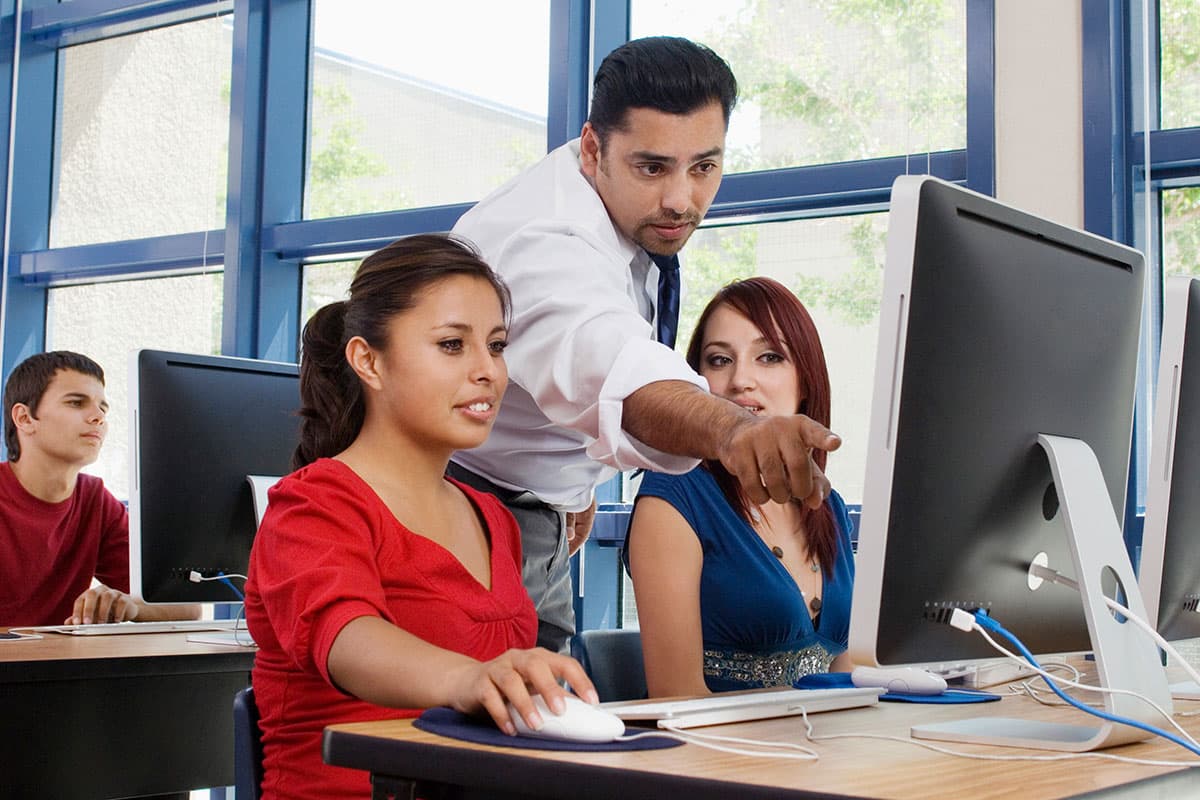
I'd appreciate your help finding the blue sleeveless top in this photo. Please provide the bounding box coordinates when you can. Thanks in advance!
[629,466,855,692]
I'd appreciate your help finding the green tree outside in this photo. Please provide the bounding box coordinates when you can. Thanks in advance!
[1161,1,1200,278]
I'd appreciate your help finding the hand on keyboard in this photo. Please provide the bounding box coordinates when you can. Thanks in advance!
[66,582,138,626]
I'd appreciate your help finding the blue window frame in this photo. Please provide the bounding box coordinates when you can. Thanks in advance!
[1082,0,1200,554]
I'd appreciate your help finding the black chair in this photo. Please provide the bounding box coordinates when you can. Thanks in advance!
[569,628,646,702]
[233,687,264,800]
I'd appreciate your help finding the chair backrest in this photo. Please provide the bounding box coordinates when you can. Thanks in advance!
[233,686,264,800]
[569,628,646,702]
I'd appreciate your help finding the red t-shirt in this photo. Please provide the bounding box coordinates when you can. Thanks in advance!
[245,458,537,800]
[0,461,129,626]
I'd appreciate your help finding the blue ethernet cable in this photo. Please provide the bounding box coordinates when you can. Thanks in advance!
[969,610,1200,758]
[215,571,245,601]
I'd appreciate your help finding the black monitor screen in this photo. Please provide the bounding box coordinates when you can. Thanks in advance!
[129,349,300,604]
[850,176,1145,667]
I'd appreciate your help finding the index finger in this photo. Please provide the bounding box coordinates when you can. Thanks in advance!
[788,414,841,452]
[533,652,599,707]
[74,589,102,625]
[67,592,89,626]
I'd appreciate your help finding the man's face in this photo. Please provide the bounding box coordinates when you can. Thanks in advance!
[580,101,727,257]
[12,369,108,468]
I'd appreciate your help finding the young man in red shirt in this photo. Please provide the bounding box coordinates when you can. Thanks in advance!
[1,350,197,626]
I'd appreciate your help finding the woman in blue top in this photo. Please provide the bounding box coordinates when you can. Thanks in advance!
[627,277,853,696]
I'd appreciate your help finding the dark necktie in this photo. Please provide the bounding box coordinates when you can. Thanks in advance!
[649,252,681,349]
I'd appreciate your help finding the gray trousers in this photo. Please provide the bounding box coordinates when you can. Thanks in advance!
[446,462,575,653]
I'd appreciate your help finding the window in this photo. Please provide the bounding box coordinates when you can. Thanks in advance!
[51,15,231,248]
[2,2,989,641]
[1160,0,1200,130]
[305,0,550,217]
[1163,187,1200,277]
[302,260,356,322]
[631,0,967,173]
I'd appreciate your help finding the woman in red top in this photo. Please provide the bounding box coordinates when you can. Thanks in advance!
[245,234,596,800]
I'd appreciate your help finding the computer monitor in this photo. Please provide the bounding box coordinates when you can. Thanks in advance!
[1139,275,1200,646]
[848,176,1170,751]
[129,349,300,605]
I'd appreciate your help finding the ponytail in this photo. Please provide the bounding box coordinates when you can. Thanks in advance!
[293,301,364,469]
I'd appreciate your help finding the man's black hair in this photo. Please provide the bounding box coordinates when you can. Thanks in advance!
[588,36,738,147]
[3,351,105,461]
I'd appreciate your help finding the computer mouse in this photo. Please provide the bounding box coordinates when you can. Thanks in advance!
[507,694,625,743]
[850,665,947,695]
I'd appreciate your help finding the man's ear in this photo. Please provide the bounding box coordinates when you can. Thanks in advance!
[10,402,35,434]
[579,122,602,178]
[345,337,384,392]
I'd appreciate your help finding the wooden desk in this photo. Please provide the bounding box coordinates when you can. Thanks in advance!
[323,688,1200,800]
[0,630,255,799]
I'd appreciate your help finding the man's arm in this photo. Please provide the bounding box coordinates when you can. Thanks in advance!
[623,380,841,508]
[66,584,200,625]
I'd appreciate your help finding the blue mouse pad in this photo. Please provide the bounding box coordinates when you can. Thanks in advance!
[413,707,682,752]
[796,672,1002,704]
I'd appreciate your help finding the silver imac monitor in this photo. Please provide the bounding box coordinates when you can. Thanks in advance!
[1139,274,1200,698]
[128,349,300,605]
[848,176,1170,751]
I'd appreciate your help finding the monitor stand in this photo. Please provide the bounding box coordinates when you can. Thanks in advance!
[912,434,1173,752]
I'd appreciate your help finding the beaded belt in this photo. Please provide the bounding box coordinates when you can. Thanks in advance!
[703,643,836,688]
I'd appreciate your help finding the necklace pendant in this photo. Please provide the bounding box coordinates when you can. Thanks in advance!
[771,545,784,559]
[810,596,822,613]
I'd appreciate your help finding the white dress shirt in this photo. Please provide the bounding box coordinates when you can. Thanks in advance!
[450,139,706,511]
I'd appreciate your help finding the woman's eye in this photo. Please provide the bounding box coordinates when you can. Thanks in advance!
[706,355,731,368]
[489,340,508,354]
[440,339,464,353]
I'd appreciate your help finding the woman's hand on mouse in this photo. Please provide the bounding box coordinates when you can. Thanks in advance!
[448,647,598,735]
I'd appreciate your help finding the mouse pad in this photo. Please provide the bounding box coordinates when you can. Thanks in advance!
[796,672,1002,704]
[414,707,683,752]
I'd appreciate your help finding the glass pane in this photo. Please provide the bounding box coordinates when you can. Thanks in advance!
[45,273,224,499]
[52,17,232,248]
[301,260,357,323]
[1161,188,1200,278]
[630,0,966,172]
[1161,0,1200,129]
[1163,186,1200,278]
[306,1,550,218]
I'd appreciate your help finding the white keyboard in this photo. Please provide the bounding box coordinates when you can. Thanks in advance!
[23,619,242,636]
[601,686,884,729]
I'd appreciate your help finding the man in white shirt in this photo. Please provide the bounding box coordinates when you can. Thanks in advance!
[450,36,839,652]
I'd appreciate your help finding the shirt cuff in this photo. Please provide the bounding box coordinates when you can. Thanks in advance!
[587,336,708,473]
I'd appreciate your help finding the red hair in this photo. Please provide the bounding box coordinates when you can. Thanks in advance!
[685,277,837,575]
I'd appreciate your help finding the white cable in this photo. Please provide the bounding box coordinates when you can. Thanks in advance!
[619,725,819,761]
[1100,595,1200,695]
[805,728,1198,768]
[1028,565,1200,701]
[188,570,248,582]
[968,618,1200,751]
[974,623,1195,746]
